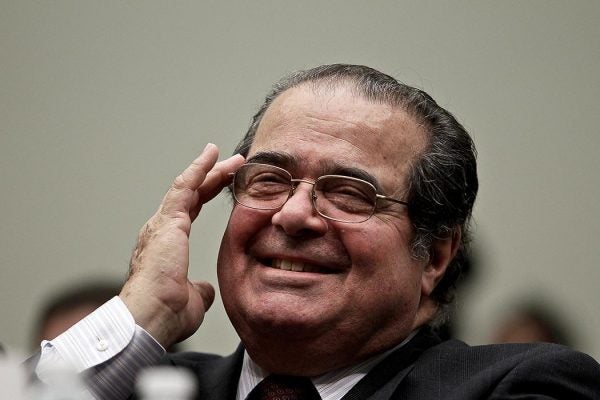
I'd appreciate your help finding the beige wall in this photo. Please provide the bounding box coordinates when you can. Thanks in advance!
[1,2,599,359]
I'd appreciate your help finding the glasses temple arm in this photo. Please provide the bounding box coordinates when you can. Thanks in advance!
[375,194,409,206]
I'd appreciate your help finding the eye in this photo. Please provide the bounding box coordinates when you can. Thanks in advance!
[245,171,291,196]
[317,177,375,212]
[249,171,289,184]
[327,185,369,200]
[319,178,371,198]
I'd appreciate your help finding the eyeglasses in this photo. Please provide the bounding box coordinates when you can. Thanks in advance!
[231,163,408,223]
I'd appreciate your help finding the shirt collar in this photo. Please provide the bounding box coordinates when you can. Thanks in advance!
[236,330,419,400]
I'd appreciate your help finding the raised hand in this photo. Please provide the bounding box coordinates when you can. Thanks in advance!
[119,143,245,348]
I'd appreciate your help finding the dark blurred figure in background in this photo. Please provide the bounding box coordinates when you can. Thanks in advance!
[491,301,572,346]
[31,282,121,348]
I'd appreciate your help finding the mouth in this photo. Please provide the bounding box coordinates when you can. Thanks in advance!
[260,258,336,274]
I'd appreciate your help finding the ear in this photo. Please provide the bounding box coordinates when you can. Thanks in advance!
[421,228,461,297]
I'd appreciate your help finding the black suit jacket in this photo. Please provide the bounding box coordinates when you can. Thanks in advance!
[155,328,599,400]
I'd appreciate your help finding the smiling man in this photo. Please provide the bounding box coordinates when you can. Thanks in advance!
[217,81,447,378]
[35,65,599,399]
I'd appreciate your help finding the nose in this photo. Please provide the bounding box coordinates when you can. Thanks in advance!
[271,181,328,236]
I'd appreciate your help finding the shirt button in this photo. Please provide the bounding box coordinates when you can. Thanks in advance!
[96,339,109,352]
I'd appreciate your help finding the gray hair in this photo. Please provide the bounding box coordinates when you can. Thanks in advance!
[234,64,478,310]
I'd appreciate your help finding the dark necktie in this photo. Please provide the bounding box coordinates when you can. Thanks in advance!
[248,374,321,400]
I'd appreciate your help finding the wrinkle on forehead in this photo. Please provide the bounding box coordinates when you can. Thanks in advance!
[302,114,381,154]
[291,85,420,142]
[276,85,398,130]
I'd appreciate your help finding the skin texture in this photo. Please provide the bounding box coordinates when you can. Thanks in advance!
[218,83,458,375]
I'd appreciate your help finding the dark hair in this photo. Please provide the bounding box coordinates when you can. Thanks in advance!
[234,64,478,310]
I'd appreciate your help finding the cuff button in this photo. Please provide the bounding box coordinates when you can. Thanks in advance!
[96,339,109,352]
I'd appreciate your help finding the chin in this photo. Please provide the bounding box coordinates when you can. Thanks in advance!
[231,300,332,342]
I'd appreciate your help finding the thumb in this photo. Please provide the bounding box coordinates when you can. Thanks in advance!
[191,280,216,311]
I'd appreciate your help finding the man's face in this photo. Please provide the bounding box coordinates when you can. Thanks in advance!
[218,83,436,372]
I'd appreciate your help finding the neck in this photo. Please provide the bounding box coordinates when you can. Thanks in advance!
[239,301,439,375]
[241,327,418,376]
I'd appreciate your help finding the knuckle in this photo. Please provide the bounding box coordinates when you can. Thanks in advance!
[173,174,187,189]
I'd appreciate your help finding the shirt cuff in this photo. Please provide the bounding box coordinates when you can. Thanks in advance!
[86,324,165,400]
[39,296,136,373]
[35,296,166,399]
[38,294,166,377]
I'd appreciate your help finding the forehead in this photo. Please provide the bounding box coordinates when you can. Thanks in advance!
[249,83,427,190]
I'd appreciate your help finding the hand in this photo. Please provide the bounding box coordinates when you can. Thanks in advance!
[119,143,245,348]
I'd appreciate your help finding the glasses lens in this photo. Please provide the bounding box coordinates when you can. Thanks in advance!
[233,164,292,209]
[315,176,377,223]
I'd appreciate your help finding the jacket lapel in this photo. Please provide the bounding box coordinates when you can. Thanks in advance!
[341,327,441,400]
[162,345,245,400]
[192,345,245,400]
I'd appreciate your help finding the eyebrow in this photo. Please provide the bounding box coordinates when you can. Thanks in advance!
[246,151,298,169]
[319,160,384,192]
[246,151,385,193]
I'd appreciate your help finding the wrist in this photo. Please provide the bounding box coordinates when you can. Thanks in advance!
[118,293,180,348]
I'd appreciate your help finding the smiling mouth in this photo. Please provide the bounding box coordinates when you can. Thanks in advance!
[263,258,335,274]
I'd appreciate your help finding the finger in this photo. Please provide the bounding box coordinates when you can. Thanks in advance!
[197,153,245,202]
[173,143,220,190]
[191,280,216,311]
[189,154,245,221]
[159,144,222,216]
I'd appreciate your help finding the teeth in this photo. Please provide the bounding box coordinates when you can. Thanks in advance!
[280,259,292,270]
[272,259,318,273]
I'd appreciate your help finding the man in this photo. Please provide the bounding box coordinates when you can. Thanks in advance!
[35,64,599,399]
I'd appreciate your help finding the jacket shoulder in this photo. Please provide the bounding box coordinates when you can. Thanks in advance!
[402,340,600,399]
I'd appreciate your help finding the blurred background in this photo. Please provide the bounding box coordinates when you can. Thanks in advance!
[1,1,599,359]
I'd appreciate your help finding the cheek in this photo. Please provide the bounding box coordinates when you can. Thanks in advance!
[344,221,415,269]
[218,208,266,309]
[219,208,253,272]
[222,207,271,247]
[218,206,273,278]
[344,225,423,299]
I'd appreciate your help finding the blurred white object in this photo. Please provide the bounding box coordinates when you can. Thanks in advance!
[27,359,91,400]
[136,366,197,400]
[0,353,27,400]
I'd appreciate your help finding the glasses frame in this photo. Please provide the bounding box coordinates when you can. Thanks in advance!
[231,163,409,223]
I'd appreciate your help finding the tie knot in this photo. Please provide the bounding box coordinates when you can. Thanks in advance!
[249,374,321,400]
